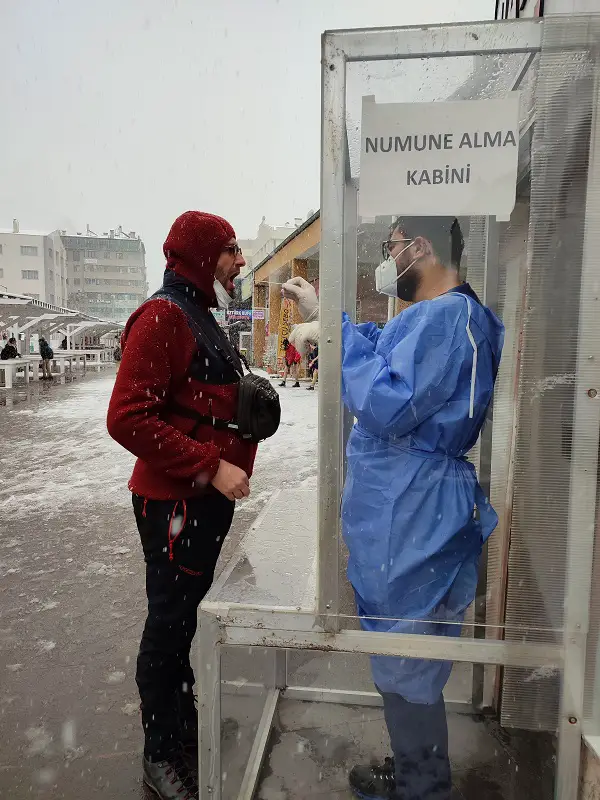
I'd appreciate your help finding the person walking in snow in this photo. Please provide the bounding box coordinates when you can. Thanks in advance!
[306,342,318,390]
[107,211,257,800]
[39,336,54,380]
[279,337,301,387]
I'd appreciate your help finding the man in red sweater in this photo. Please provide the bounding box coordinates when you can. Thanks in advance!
[107,211,253,800]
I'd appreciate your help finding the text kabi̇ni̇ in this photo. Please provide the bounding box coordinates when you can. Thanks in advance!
[364,130,517,187]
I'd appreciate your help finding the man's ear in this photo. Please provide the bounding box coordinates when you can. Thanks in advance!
[412,236,431,259]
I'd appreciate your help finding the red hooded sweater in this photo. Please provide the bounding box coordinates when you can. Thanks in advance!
[107,211,257,500]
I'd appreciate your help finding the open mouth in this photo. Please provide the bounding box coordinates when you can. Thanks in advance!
[225,273,239,293]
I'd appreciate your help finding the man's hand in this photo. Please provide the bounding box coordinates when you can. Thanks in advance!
[282,277,318,322]
[210,459,250,501]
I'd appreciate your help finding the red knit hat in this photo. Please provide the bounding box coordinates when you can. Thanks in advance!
[163,211,236,303]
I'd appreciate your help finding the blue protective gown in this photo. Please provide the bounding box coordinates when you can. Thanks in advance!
[341,284,504,704]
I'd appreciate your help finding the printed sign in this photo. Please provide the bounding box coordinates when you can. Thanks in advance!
[495,0,544,17]
[252,309,265,320]
[227,309,253,321]
[211,309,226,326]
[360,95,520,221]
[277,299,293,363]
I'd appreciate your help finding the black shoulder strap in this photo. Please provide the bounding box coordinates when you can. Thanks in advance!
[151,291,243,378]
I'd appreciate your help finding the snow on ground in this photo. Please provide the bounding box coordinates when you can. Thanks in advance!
[0,372,317,523]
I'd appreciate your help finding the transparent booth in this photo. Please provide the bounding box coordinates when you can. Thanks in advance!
[198,15,600,800]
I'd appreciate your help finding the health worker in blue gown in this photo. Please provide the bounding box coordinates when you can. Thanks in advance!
[283,215,504,800]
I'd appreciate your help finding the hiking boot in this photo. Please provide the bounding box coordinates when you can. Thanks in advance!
[349,757,395,799]
[292,381,300,388]
[142,755,198,800]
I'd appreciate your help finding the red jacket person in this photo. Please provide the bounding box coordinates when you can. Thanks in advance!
[107,210,251,800]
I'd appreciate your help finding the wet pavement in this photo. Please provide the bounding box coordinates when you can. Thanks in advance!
[0,371,556,798]
[0,370,317,798]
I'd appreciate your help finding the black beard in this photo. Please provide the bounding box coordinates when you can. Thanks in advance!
[396,271,420,302]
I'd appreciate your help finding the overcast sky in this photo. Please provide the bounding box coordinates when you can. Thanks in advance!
[1,0,489,288]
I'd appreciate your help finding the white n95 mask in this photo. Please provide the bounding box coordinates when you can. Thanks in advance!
[375,241,417,298]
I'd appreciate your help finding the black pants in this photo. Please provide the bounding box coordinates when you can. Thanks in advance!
[133,492,234,761]
[382,691,452,800]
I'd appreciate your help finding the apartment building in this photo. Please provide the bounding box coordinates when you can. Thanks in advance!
[61,226,147,321]
[0,220,68,306]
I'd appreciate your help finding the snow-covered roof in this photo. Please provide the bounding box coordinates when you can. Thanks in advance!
[0,291,124,328]
[61,227,139,240]
[0,228,54,238]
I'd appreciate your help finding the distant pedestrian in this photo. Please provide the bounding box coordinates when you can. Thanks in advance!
[1,337,20,360]
[113,344,122,363]
[39,336,54,380]
[60,337,67,350]
[307,342,318,391]
[279,337,301,387]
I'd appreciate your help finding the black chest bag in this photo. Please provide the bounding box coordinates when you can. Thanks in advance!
[151,288,280,444]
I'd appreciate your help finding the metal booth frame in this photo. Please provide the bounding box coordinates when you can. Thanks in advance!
[198,17,600,800]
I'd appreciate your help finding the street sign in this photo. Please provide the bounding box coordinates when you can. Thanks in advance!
[252,309,265,320]
[359,94,520,221]
[227,309,253,321]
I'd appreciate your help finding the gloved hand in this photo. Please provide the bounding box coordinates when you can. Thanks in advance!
[282,277,318,322]
[289,321,320,355]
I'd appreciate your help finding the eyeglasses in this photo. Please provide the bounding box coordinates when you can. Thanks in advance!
[222,244,243,257]
[381,238,411,260]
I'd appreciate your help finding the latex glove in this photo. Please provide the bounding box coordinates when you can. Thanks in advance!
[289,320,320,355]
[282,277,318,322]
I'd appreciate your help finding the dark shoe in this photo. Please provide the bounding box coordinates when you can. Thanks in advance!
[278,381,286,387]
[306,385,315,390]
[292,381,300,388]
[142,755,198,799]
[349,757,395,799]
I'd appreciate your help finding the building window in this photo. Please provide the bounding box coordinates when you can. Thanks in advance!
[117,252,124,260]
[86,250,97,258]
[28,293,40,300]
[104,251,111,259]
[0,244,3,255]
[73,265,80,272]
[20,245,38,256]
[73,250,80,261]
[0,268,3,278]
[74,278,81,286]
[49,270,54,280]
[48,247,53,258]
[21,270,39,280]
